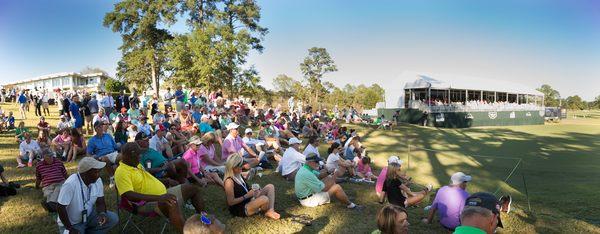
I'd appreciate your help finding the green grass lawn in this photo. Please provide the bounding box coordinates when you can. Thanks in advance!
[1,103,599,233]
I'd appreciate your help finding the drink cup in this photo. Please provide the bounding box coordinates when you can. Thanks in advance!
[252,183,260,190]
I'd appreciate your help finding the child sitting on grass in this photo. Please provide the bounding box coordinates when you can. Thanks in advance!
[356,156,378,182]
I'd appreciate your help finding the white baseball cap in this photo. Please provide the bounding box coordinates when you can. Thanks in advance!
[78,157,106,173]
[226,122,240,130]
[245,128,253,134]
[387,156,404,165]
[450,172,472,185]
[289,137,302,145]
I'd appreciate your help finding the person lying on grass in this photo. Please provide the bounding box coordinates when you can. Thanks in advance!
[135,132,195,187]
[379,162,432,208]
[36,148,67,213]
[223,153,281,219]
[115,142,205,233]
[374,204,409,234]
[294,153,363,210]
[182,136,224,188]
[56,157,118,234]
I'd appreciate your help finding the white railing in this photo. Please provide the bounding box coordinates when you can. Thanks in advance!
[409,100,544,113]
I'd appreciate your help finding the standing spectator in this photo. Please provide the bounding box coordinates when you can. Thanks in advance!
[150,95,159,116]
[82,93,93,134]
[163,87,173,110]
[88,94,99,119]
[129,90,139,109]
[36,148,67,213]
[17,132,41,168]
[18,91,27,119]
[294,153,362,209]
[454,192,503,234]
[175,86,185,112]
[100,92,115,116]
[116,90,130,111]
[41,91,50,116]
[422,172,471,231]
[34,93,42,116]
[56,157,119,234]
[61,93,71,119]
[70,95,84,133]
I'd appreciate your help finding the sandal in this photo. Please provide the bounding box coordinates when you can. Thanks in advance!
[289,214,312,226]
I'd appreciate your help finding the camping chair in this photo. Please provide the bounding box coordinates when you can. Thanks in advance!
[116,189,169,234]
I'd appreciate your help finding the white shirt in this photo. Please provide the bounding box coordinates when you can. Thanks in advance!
[56,174,104,226]
[326,152,341,170]
[19,140,41,155]
[242,136,265,146]
[302,144,320,157]
[57,121,72,131]
[149,134,168,152]
[163,92,173,105]
[280,147,306,176]
[92,114,109,125]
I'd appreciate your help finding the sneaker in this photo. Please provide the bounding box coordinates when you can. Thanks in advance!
[27,162,33,167]
[17,164,26,168]
[499,195,512,213]
[349,204,365,211]
[349,177,362,183]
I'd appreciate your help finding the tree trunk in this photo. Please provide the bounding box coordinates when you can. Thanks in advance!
[151,58,159,98]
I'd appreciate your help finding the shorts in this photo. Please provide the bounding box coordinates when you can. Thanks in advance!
[42,183,63,203]
[97,151,118,163]
[20,151,40,161]
[137,185,185,216]
[299,192,330,207]
[19,103,26,109]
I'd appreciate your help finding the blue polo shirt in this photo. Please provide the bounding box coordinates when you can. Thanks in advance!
[18,94,27,104]
[87,133,118,157]
[175,90,184,102]
[191,111,202,124]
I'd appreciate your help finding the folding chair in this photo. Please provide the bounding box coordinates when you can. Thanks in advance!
[116,189,169,234]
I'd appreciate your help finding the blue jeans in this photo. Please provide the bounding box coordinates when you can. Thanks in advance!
[58,210,118,234]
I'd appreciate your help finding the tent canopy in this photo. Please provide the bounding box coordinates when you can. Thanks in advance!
[402,71,544,96]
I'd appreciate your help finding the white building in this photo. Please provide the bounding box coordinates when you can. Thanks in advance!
[2,72,111,93]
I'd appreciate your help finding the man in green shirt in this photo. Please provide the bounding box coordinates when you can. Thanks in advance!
[294,153,362,209]
[454,192,503,234]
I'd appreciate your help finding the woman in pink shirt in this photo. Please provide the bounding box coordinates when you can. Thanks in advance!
[183,136,224,188]
[198,133,226,174]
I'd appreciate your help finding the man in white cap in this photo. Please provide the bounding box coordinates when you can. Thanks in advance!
[422,172,472,231]
[279,137,306,180]
[56,157,118,234]
[222,122,259,168]
[57,114,71,132]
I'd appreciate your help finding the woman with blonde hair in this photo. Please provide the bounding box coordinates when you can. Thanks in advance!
[374,204,409,234]
[379,162,432,207]
[223,153,280,219]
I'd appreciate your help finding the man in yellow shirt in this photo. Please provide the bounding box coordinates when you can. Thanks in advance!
[115,142,204,233]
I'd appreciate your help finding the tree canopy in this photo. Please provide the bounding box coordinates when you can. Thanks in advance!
[537,84,561,107]
[300,47,338,110]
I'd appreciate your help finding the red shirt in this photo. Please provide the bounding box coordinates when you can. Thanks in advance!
[35,158,67,187]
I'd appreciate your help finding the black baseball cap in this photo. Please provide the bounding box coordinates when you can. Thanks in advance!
[305,153,322,162]
[135,132,150,141]
[465,192,503,228]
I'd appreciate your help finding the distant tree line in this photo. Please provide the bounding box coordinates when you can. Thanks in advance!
[537,84,600,110]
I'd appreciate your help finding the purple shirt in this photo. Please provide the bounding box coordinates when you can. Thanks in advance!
[221,135,246,159]
[431,185,469,229]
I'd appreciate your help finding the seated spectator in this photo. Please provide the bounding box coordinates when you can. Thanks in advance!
[37,130,52,151]
[356,156,377,181]
[7,111,16,130]
[52,129,72,161]
[56,157,118,234]
[376,156,406,199]
[454,192,503,234]
[17,132,41,168]
[37,116,51,136]
[136,132,191,186]
[422,172,471,231]
[167,123,189,156]
[379,162,432,207]
[15,121,29,143]
[113,121,128,148]
[92,108,110,128]
[151,124,174,158]
[127,124,139,142]
[302,137,320,157]
[70,128,87,162]
[325,142,355,178]
[223,153,280,219]
[86,121,118,186]
[199,115,214,134]
[36,148,67,213]
[294,153,362,209]
[137,116,153,136]
[182,136,224,187]
[127,105,141,126]
[183,213,225,234]
[222,123,260,168]
[115,142,205,233]
[279,137,306,180]
[153,110,167,126]
[374,204,409,234]
[198,132,226,174]
[56,115,72,132]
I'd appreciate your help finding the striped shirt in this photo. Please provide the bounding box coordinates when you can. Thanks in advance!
[35,158,67,188]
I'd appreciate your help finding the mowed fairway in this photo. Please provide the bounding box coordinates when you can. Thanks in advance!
[0,103,599,234]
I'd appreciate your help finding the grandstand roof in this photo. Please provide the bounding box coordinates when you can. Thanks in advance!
[402,71,544,96]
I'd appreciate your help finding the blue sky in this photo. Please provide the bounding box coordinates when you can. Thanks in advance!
[1,0,599,100]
